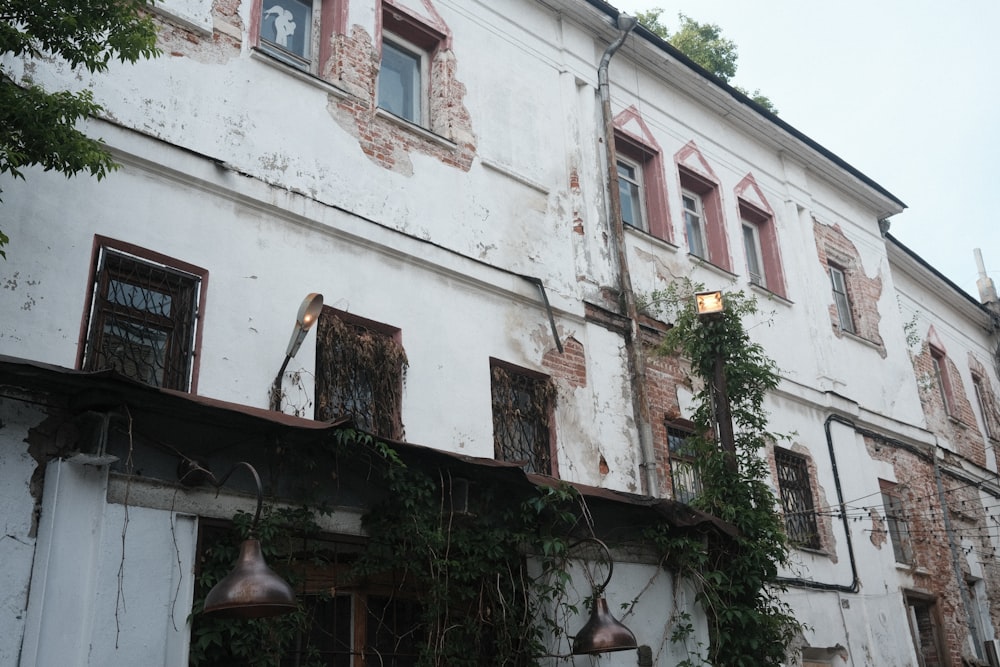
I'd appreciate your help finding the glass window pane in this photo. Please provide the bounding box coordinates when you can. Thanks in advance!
[379,40,421,122]
[260,0,312,60]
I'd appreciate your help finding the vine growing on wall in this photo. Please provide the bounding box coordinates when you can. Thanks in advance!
[645,280,802,666]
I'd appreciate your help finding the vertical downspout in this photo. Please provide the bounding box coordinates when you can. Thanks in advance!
[598,15,658,496]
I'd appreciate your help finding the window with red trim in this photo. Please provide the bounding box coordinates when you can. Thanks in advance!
[679,168,728,269]
[252,0,344,76]
[739,201,785,297]
[378,5,445,129]
[930,346,956,416]
[615,132,670,241]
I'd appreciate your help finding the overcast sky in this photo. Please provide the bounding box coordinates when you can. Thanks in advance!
[609,0,1000,300]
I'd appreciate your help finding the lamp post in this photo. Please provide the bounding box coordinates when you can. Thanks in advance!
[570,538,638,655]
[695,291,738,474]
[270,293,324,411]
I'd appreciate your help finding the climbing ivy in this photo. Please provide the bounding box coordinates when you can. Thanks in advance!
[645,280,802,666]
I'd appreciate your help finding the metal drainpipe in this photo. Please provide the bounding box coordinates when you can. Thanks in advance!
[598,15,658,497]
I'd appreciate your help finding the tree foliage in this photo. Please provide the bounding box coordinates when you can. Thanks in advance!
[645,280,801,666]
[634,8,778,114]
[0,0,160,256]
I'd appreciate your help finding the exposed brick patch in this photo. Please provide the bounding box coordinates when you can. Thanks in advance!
[812,220,885,355]
[542,337,587,389]
[864,439,1000,667]
[763,442,837,561]
[912,340,987,467]
[645,345,691,499]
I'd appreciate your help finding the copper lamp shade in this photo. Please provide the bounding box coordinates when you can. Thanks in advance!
[572,595,638,654]
[204,538,297,618]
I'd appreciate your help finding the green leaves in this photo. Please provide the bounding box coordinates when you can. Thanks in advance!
[1,0,160,256]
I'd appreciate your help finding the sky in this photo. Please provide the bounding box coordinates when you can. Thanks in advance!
[609,0,1000,299]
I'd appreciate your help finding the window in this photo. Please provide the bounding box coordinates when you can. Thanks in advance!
[192,525,423,666]
[617,157,645,230]
[378,35,426,124]
[677,166,729,269]
[930,346,955,416]
[81,243,203,391]
[906,595,946,667]
[774,447,820,549]
[258,0,315,67]
[668,423,701,503]
[880,480,913,564]
[491,361,556,475]
[829,265,855,334]
[973,374,994,439]
[682,190,707,259]
[315,309,407,439]
[738,198,786,297]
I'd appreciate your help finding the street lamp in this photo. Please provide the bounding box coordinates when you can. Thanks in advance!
[695,290,738,473]
[570,538,638,655]
[270,293,324,411]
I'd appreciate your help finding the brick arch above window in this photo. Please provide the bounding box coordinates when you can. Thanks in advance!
[675,141,731,270]
[735,174,786,298]
[613,107,672,242]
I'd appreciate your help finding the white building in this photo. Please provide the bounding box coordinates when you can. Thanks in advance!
[2,0,999,665]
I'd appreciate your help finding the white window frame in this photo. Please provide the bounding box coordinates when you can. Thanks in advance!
[378,32,429,126]
[257,0,321,71]
[742,220,766,288]
[829,265,855,334]
[617,156,646,231]
[682,189,707,259]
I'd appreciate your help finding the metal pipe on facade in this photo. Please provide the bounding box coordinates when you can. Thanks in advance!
[597,15,658,497]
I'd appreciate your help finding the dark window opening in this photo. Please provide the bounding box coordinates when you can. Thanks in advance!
[775,447,820,549]
[667,422,701,503]
[491,361,556,475]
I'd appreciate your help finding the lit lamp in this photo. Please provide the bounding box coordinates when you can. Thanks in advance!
[695,290,725,318]
[571,538,638,655]
[270,293,324,411]
[192,461,298,618]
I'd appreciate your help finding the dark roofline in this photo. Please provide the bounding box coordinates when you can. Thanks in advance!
[886,233,989,313]
[581,0,906,211]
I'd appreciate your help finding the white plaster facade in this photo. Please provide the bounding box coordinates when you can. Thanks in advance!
[2,0,1000,665]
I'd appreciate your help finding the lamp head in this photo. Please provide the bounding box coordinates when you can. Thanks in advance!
[695,290,725,318]
[572,594,638,654]
[285,293,324,358]
[203,538,297,618]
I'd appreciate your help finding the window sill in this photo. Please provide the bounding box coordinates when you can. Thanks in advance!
[748,282,793,306]
[835,327,883,351]
[687,253,738,280]
[375,108,457,150]
[250,49,350,100]
[624,225,679,252]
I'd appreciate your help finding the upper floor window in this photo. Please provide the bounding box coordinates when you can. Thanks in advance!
[491,360,556,476]
[682,189,707,260]
[668,422,701,503]
[973,373,995,440]
[618,157,645,230]
[742,221,764,286]
[930,345,955,416]
[879,480,913,565]
[81,242,204,391]
[828,265,855,334]
[315,309,407,439]
[774,447,820,549]
[738,197,786,298]
[379,34,426,124]
[258,0,315,67]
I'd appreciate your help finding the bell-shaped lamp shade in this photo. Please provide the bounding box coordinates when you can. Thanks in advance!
[284,293,324,359]
[204,538,297,618]
[571,595,638,655]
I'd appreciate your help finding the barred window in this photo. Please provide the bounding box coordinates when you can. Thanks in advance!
[668,422,701,503]
[774,447,820,549]
[82,246,202,390]
[315,309,407,440]
[880,480,913,564]
[491,361,556,476]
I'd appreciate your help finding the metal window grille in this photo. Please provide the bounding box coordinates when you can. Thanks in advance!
[83,248,199,390]
[775,448,821,548]
[881,489,913,564]
[315,312,405,439]
[491,365,554,475]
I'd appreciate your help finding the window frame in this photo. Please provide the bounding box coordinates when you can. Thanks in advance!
[774,447,821,549]
[79,238,206,392]
[879,480,913,565]
[378,31,429,126]
[682,189,707,260]
[738,199,786,297]
[828,264,855,334]
[256,0,318,69]
[973,373,995,440]
[929,345,956,417]
[742,221,765,288]
[613,128,671,241]
[490,359,557,476]
[677,167,729,269]
[617,155,646,232]
[667,421,701,504]
[251,0,346,78]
